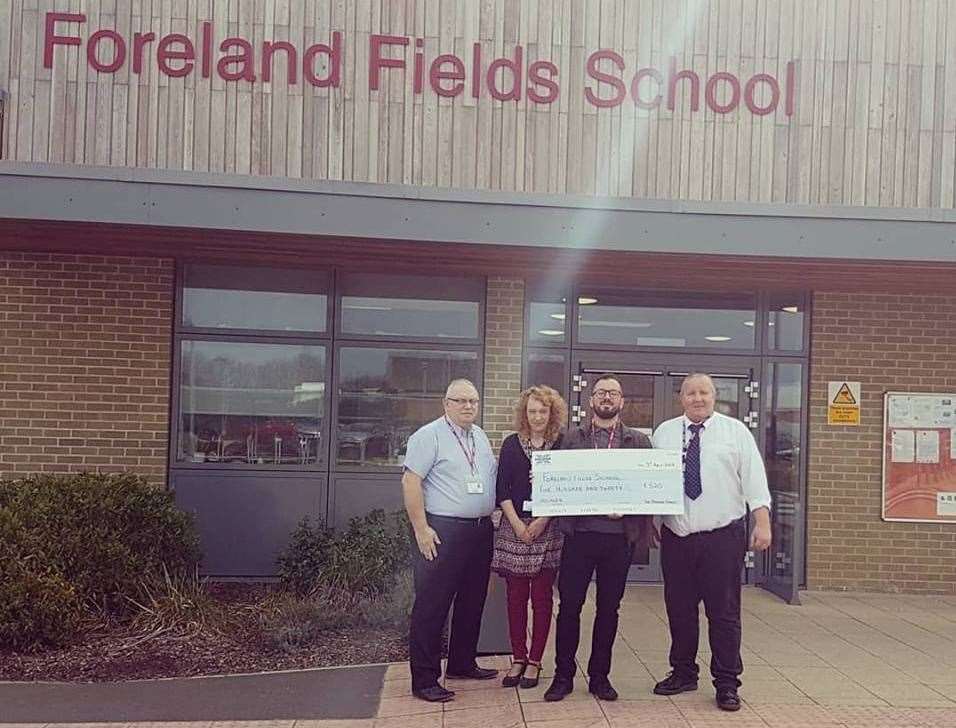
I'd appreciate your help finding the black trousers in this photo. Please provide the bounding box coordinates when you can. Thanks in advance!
[554,531,631,681]
[408,514,493,690]
[660,519,747,690]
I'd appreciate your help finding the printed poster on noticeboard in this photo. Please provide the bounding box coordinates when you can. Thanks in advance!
[882,392,956,523]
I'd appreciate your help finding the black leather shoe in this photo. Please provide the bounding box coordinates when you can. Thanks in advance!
[716,688,741,711]
[412,685,456,702]
[445,666,498,680]
[543,676,574,702]
[519,662,541,689]
[501,661,526,688]
[588,679,619,701]
[653,671,698,695]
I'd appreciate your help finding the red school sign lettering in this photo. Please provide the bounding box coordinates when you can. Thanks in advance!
[43,12,796,117]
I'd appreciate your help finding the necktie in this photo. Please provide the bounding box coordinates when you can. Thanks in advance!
[684,423,704,500]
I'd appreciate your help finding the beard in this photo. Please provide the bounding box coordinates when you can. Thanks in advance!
[593,401,622,420]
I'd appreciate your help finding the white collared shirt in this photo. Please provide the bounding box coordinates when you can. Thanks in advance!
[652,411,771,537]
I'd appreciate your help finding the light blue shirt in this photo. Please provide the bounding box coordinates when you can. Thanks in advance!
[403,416,497,518]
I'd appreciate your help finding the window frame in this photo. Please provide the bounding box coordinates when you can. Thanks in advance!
[331,340,484,474]
[176,262,334,340]
[334,271,485,345]
[169,332,333,472]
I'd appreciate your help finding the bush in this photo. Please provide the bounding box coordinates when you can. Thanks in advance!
[256,587,356,652]
[0,472,201,648]
[357,569,414,630]
[277,509,410,599]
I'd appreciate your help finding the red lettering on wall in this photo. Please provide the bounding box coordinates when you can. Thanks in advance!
[585,50,626,108]
[487,46,524,101]
[262,41,298,84]
[218,38,256,82]
[87,29,126,73]
[413,38,425,94]
[667,58,699,111]
[303,33,342,88]
[705,71,740,114]
[157,34,195,78]
[132,32,155,74]
[631,67,663,109]
[430,54,466,97]
[528,61,559,104]
[744,73,779,115]
[471,43,482,98]
[369,34,408,90]
[43,12,84,68]
[201,22,213,78]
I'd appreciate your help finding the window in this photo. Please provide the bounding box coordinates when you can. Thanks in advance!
[182,264,329,333]
[525,350,568,397]
[338,273,482,340]
[178,341,327,466]
[336,347,480,467]
[768,294,805,351]
[576,290,757,350]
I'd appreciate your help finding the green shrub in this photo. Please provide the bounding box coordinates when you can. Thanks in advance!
[0,556,82,650]
[256,587,356,652]
[357,569,414,630]
[0,472,201,648]
[277,509,411,599]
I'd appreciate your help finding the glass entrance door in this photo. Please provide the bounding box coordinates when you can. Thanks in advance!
[571,355,760,583]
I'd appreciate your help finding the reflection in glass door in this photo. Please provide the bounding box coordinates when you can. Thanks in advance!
[761,362,805,604]
[571,358,759,583]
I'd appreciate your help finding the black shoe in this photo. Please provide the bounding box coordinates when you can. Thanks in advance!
[716,688,741,711]
[588,679,618,701]
[501,660,527,688]
[653,671,698,695]
[412,685,456,702]
[519,662,541,689]
[543,676,574,702]
[445,666,498,680]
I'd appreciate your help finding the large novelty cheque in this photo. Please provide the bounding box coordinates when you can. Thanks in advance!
[530,448,684,516]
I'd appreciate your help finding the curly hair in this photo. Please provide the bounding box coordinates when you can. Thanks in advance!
[513,385,568,443]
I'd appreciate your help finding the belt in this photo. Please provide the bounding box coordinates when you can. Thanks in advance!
[427,513,491,526]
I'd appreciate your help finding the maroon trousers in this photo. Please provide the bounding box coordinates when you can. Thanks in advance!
[504,569,556,663]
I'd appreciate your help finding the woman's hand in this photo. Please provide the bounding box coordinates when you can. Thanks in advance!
[525,518,548,541]
[517,521,534,544]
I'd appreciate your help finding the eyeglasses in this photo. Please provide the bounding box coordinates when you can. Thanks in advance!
[592,389,623,400]
[446,397,480,407]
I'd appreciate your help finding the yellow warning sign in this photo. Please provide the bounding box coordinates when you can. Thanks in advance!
[828,381,861,425]
[832,383,857,405]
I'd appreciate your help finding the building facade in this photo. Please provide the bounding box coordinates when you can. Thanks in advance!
[2,1,956,599]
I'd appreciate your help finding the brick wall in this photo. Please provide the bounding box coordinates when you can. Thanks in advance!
[0,252,174,485]
[483,277,525,450]
[808,292,956,595]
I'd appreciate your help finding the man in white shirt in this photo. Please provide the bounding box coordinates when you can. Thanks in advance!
[651,373,772,712]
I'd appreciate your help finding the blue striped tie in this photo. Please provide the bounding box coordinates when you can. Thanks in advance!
[684,423,704,500]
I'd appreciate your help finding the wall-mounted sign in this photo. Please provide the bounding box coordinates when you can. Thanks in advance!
[827,381,860,425]
[43,12,796,116]
[883,392,956,523]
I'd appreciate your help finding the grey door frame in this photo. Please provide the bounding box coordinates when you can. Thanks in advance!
[570,352,762,583]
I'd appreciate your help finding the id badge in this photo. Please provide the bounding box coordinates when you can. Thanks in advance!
[465,479,484,494]
[523,500,534,512]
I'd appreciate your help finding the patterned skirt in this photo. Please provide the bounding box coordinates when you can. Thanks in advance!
[491,516,564,578]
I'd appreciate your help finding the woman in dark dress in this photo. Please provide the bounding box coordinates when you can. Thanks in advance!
[492,385,568,688]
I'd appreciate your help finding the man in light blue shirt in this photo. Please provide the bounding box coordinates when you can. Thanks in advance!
[402,378,498,702]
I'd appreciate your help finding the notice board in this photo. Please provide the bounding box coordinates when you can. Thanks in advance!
[882,392,956,523]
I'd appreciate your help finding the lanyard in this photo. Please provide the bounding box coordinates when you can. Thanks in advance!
[446,417,478,475]
[591,422,618,449]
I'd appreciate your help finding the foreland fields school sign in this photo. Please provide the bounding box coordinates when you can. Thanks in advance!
[43,11,796,117]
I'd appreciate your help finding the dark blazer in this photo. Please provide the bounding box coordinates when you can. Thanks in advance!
[556,421,653,545]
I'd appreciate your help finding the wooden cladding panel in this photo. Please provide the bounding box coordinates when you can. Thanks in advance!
[4,0,956,208]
